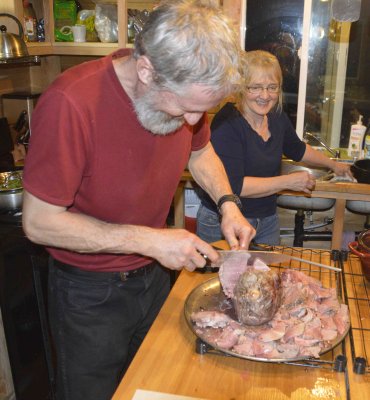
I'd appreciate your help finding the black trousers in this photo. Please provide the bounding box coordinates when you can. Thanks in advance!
[48,258,171,400]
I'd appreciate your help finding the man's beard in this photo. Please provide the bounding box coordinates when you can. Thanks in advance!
[133,89,185,135]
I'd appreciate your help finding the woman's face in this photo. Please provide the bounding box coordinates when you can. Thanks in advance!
[242,69,280,117]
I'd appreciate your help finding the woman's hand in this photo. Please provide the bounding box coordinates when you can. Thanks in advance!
[285,171,316,194]
[332,161,353,178]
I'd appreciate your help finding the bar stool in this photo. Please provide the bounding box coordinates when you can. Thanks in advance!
[277,195,335,247]
[346,200,370,230]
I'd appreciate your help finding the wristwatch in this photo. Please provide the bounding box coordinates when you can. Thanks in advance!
[217,194,242,215]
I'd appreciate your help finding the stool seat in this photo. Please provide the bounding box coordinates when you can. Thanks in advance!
[277,195,335,211]
[346,200,370,215]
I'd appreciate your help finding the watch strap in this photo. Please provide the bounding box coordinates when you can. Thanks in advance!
[217,194,242,215]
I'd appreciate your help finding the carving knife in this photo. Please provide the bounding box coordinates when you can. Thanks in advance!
[207,250,341,272]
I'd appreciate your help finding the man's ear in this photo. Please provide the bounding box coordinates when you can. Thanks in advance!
[136,56,155,85]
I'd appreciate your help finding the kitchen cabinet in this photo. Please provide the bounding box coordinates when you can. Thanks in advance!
[4,1,242,56]
[3,1,156,56]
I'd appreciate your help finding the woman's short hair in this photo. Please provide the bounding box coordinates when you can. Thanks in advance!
[133,0,242,95]
[239,50,283,111]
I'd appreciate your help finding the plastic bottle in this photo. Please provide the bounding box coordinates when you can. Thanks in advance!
[348,115,367,159]
[364,124,370,160]
[23,0,37,42]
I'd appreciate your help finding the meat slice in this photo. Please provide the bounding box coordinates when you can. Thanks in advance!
[333,304,350,335]
[191,310,233,328]
[233,268,281,325]
[276,343,300,358]
[218,252,251,298]
[283,322,306,342]
[233,335,255,356]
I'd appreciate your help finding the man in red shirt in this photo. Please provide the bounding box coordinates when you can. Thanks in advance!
[22,1,255,399]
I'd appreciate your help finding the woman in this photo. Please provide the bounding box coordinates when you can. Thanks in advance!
[197,50,351,245]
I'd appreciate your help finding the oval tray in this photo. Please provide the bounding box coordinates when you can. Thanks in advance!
[184,277,349,363]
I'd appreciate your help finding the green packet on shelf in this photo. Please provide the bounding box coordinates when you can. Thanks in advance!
[54,0,77,42]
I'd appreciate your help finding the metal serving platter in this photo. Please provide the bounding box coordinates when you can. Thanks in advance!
[184,277,350,363]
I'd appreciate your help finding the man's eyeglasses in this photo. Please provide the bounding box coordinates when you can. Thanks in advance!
[247,85,280,94]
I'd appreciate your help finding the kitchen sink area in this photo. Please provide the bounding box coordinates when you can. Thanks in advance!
[277,159,336,212]
[276,157,370,248]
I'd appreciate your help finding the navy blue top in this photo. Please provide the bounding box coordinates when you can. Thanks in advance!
[201,102,306,218]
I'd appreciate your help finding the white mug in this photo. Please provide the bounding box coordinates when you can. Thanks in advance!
[71,25,86,43]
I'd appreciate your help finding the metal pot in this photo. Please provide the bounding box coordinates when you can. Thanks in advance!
[348,229,370,282]
[0,13,29,59]
[0,170,23,210]
[350,159,370,184]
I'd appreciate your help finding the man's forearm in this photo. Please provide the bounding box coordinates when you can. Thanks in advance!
[188,143,234,204]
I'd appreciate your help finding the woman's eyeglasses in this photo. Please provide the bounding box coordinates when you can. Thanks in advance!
[247,85,280,94]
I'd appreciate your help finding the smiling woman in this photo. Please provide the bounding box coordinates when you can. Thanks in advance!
[196,49,352,246]
[243,0,370,151]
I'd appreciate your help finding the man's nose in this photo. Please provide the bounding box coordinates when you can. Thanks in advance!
[183,113,203,126]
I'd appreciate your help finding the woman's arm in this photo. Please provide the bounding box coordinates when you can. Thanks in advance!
[240,172,316,197]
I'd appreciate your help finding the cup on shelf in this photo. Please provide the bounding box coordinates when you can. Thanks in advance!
[71,25,86,42]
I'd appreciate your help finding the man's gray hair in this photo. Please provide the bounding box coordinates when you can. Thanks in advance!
[133,0,241,95]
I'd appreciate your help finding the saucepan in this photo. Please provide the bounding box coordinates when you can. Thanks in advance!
[348,229,370,282]
[0,170,23,210]
[350,159,370,184]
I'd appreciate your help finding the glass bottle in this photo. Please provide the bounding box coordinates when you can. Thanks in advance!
[23,0,38,42]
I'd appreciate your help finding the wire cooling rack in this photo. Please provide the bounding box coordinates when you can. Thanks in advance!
[341,251,370,375]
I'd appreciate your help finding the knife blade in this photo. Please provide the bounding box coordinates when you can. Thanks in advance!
[209,250,341,272]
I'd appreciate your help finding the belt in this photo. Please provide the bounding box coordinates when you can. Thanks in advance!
[53,259,157,282]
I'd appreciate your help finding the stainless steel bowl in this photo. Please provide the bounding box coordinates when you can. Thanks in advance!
[0,170,23,210]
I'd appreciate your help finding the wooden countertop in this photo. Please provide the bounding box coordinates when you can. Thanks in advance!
[113,242,370,400]
[280,180,370,199]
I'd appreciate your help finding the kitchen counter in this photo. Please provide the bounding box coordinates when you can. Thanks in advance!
[174,171,370,250]
[112,242,370,400]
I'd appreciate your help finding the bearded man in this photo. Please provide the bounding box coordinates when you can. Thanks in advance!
[22,1,255,399]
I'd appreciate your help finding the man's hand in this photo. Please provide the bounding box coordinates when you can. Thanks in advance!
[147,229,220,272]
[219,202,255,250]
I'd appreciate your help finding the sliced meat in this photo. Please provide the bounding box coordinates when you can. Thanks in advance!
[333,304,350,335]
[258,323,286,342]
[252,340,277,358]
[191,310,233,328]
[321,329,338,341]
[276,343,300,358]
[317,296,340,315]
[192,266,350,361]
[308,284,334,300]
[281,283,307,308]
[218,252,251,298]
[299,345,322,358]
[283,322,305,342]
[320,315,337,330]
[214,326,240,349]
[233,335,255,356]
